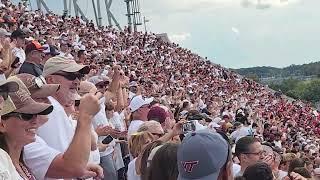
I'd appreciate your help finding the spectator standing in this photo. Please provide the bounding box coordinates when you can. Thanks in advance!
[42,45,60,65]
[0,80,20,180]
[10,29,26,69]
[37,56,89,151]
[177,129,233,180]
[15,73,103,180]
[235,136,263,177]
[128,95,153,137]
[18,40,45,76]
[0,77,53,179]
[242,162,273,180]
[147,143,179,180]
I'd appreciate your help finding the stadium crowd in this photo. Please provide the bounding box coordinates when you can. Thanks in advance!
[1,0,320,180]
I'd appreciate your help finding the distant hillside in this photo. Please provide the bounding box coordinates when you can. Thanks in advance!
[233,61,320,78]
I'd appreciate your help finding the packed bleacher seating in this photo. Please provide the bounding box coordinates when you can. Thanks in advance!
[0,0,320,180]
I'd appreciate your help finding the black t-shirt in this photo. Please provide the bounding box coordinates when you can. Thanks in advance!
[18,62,43,77]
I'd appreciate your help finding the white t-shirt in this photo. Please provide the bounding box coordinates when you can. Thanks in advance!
[232,163,241,176]
[89,149,101,165]
[90,126,100,165]
[0,149,21,180]
[37,96,75,152]
[128,120,144,138]
[108,112,125,131]
[12,47,26,68]
[279,170,288,180]
[127,158,140,180]
[92,97,115,157]
[109,112,126,132]
[23,136,61,180]
[107,112,125,170]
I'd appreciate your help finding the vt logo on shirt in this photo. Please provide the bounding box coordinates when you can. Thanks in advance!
[181,161,199,173]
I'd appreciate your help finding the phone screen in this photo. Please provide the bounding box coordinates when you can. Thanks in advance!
[102,135,114,144]
[11,57,20,68]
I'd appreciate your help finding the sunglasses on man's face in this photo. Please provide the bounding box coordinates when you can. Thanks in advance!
[2,112,37,121]
[52,72,84,81]
[0,91,9,100]
[96,82,110,89]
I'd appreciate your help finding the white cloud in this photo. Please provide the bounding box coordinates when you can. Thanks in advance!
[231,27,240,35]
[169,32,191,42]
[241,0,300,9]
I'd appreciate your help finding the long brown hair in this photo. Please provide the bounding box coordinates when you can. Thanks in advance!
[0,114,11,153]
[147,143,179,180]
[128,131,154,158]
[0,117,25,164]
[138,140,164,180]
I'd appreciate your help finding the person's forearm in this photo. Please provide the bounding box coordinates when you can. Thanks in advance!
[158,131,174,142]
[110,73,120,94]
[122,88,128,106]
[60,113,92,172]
[116,88,124,111]
[46,113,94,178]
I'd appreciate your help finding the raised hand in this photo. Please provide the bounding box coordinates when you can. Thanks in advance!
[79,92,102,118]
[79,163,104,180]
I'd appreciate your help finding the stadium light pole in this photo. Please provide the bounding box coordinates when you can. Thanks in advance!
[143,16,149,33]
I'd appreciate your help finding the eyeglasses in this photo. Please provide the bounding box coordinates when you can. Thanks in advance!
[52,72,84,81]
[243,151,264,156]
[2,112,37,121]
[96,81,110,89]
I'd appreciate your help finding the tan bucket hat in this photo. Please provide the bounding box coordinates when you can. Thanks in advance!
[1,77,53,115]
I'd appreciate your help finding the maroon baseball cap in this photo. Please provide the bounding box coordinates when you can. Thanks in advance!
[147,106,167,124]
[25,40,47,55]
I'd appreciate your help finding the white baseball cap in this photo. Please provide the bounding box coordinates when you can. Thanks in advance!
[129,95,154,112]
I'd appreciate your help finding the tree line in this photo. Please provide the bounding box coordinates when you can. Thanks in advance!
[233,61,320,105]
[233,61,320,78]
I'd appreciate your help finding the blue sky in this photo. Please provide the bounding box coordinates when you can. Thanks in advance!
[23,0,320,68]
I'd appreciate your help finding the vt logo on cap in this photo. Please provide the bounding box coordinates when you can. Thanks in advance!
[181,161,199,173]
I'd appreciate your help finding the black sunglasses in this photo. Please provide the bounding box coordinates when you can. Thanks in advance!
[96,83,110,89]
[0,92,9,100]
[2,112,37,121]
[52,72,84,81]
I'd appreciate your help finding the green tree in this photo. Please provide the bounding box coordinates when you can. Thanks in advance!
[246,73,260,83]
[301,79,320,103]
